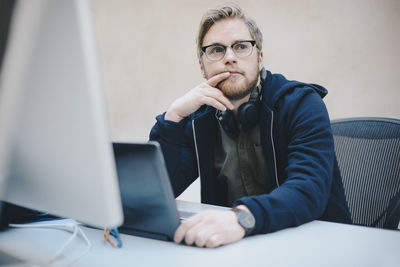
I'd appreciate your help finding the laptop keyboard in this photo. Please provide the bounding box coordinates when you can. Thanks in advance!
[178,210,196,220]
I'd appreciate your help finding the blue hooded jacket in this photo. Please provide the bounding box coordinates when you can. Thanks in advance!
[150,70,351,235]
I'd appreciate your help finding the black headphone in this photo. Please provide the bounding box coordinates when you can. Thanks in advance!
[216,68,266,137]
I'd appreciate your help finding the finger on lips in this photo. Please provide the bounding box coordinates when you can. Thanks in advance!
[207,72,230,87]
[201,76,234,110]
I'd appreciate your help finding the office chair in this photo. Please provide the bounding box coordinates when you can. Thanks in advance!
[331,117,400,230]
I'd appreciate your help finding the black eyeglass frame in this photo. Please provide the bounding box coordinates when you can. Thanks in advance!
[201,40,257,60]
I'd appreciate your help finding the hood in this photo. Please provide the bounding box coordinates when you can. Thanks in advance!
[262,70,328,110]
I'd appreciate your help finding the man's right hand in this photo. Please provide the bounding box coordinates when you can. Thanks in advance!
[165,72,234,122]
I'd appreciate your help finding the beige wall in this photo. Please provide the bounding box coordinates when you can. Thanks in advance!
[91,0,400,200]
[92,0,400,141]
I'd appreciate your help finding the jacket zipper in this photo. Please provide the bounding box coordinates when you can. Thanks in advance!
[192,119,201,179]
[270,111,280,187]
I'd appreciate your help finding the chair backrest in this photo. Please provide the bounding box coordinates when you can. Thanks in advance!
[331,117,400,229]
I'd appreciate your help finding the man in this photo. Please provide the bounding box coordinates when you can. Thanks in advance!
[150,4,351,248]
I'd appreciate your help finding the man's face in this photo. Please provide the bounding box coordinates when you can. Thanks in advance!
[200,18,263,100]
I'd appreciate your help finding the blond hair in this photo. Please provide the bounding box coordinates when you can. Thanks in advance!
[196,4,263,59]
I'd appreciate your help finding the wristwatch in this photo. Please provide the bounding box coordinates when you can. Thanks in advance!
[231,207,255,236]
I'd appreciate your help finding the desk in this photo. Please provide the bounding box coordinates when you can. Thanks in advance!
[0,200,399,267]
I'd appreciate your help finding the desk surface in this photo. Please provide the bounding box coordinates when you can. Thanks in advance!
[0,200,399,267]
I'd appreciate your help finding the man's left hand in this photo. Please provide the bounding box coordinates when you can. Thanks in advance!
[174,207,248,248]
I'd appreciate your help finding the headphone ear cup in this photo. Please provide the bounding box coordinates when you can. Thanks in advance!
[217,110,239,137]
[237,102,260,130]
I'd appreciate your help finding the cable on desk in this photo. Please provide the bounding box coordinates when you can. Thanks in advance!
[103,227,122,248]
[9,220,92,266]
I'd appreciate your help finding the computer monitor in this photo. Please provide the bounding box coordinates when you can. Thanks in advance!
[0,0,17,220]
[0,0,123,228]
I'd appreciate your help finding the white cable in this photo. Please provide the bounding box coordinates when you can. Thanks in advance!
[48,223,79,264]
[9,220,92,266]
[67,227,92,266]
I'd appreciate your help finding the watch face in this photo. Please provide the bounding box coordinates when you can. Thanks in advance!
[233,208,255,235]
[243,213,255,227]
[238,210,255,228]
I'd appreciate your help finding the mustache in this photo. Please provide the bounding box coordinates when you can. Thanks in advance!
[214,69,244,88]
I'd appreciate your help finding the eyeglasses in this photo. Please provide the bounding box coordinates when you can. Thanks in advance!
[201,40,256,61]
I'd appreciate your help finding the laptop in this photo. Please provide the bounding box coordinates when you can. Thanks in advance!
[112,141,193,241]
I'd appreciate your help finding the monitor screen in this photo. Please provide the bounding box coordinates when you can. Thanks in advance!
[0,0,123,228]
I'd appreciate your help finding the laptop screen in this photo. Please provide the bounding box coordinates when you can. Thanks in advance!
[113,142,180,241]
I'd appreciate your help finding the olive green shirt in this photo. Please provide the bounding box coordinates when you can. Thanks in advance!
[214,122,274,206]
